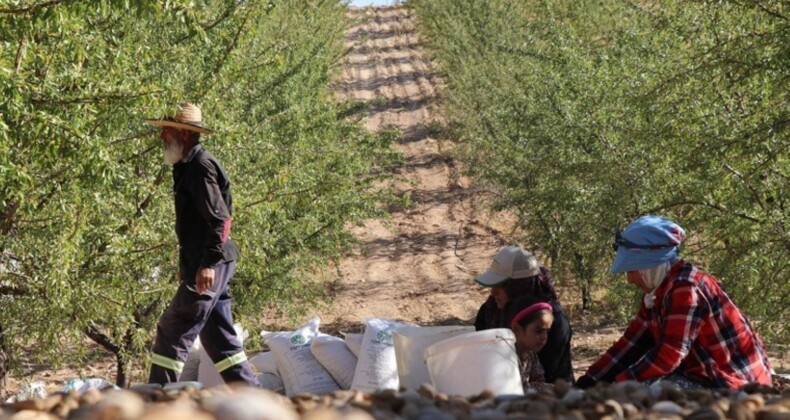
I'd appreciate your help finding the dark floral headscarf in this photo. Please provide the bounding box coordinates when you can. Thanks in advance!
[475,266,559,331]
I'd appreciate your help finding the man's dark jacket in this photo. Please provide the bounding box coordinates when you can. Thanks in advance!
[173,144,239,284]
[475,298,575,384]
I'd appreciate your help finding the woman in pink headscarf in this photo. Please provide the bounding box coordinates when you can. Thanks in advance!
[474,245,574,384]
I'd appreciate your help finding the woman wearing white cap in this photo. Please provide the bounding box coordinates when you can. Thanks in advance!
[475,245,574,384]
[577,215,772,389]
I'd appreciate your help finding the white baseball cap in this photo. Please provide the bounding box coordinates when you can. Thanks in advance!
[475,245,540,286]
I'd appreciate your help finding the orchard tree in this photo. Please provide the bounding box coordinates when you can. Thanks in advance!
[412,0,788,338]
[0,0,397,389]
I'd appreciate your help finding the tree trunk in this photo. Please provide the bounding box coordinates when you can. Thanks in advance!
[115,326,138,388]
[0,322,8,395]
[574,252,593,310]
[115,352,129,388]
[85,299,162,388]
[582,278,592,310]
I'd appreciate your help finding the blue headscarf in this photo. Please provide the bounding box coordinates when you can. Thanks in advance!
[610,215,686,273]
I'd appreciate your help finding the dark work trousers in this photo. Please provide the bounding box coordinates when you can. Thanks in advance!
[148,260,259,386]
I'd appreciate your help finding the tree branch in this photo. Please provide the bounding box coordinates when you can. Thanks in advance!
[0,284,30,297]
[244,187,317,209]
[196,3,254,100]
[722,163,764,211]
[129,242,168,254]
[0,0,67,15]
[748,0,787,20]
[80,167,167,271]
[14,35,27,74]
[1,201,19,236]
[643,200,762,223]
[112,130,156,146]
[84,323,120,355]
[30,89,163,106]
[175,0,241,44]
[135,168,167,219]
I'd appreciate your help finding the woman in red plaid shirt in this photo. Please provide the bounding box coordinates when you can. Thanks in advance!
[577,216,772,390]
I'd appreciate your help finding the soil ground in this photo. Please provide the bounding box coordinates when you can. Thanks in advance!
[2,5,787,401]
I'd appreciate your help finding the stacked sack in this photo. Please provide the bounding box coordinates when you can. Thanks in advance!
[176,318,499,397]
[261,317,340,396]
[252,317,413,396]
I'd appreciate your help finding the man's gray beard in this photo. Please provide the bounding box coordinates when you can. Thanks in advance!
[163,142,184,166]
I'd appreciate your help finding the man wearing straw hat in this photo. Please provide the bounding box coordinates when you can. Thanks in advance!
[144,103,258,386]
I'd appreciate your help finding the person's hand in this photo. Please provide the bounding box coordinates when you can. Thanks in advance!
[575,374,597,389]
[196,267,215,294]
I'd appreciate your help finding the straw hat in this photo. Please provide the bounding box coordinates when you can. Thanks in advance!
[144,103,213,134]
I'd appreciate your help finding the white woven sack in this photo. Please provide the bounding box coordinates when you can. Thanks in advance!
[351,318,414,392]
[257,373,285,394]
[263,317,340,396]
[198,323,248,387]
[249,351,278,374]
[344,333,363,358]
[181,337,202,382]
[248,351,284,393]
[310,335,358,389]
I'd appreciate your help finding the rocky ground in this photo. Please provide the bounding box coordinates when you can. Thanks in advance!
[3,377,790,419]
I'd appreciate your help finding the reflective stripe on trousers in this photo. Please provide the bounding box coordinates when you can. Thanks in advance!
[151,353,185,373]
[215,351,248,373]
[148,260,258,386]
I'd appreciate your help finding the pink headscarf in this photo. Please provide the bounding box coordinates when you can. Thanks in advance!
[510,302,553,329]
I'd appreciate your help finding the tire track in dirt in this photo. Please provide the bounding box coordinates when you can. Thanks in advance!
[322,7,516,330]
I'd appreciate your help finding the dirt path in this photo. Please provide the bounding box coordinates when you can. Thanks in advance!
[321,7,515,329]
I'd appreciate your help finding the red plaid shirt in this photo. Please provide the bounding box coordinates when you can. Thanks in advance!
[585,260,772,389]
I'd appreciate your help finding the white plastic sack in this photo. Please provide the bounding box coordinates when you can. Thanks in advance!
[181,337,202,382]
[263,317,340,396]
[249,351,278,374]
[351,318,414,392]
[198,323,248,387]
[62,378,119,394]
[310,335,358,389]
[257,373,285,394]
[5,381,47,403]
[344,333,363,358]
[247,351,285,393]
